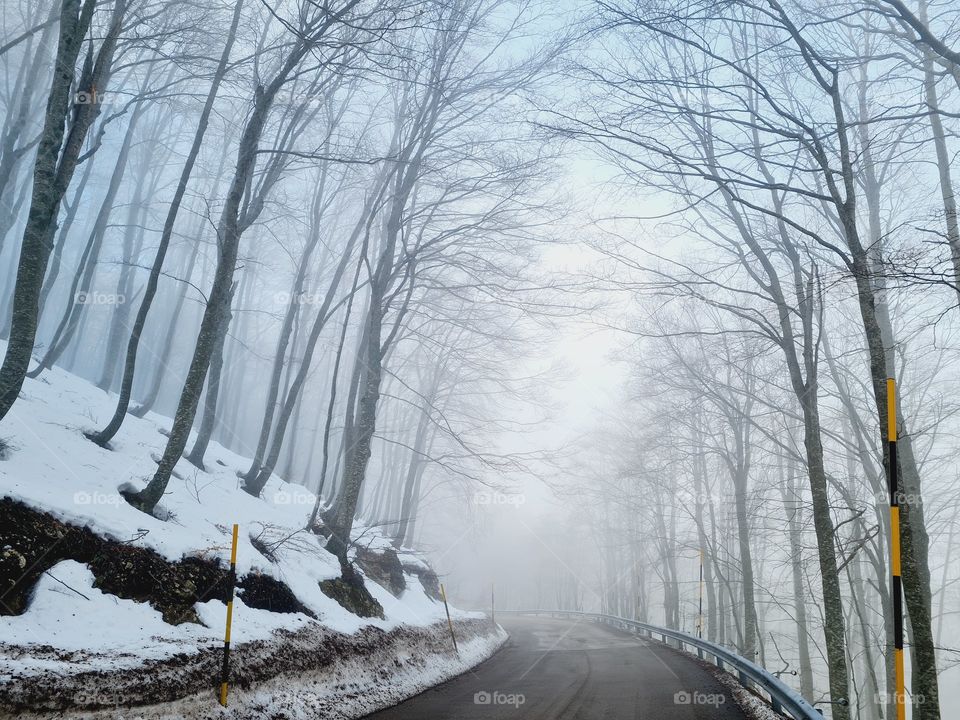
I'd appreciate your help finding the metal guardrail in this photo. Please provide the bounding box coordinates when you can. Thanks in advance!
[502,609,822,720]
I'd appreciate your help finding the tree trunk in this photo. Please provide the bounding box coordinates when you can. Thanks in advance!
[96,112,169,391]
[241,168,328,481]
[28,96,147,379]
[731,460,757,659]
[0,2,58,252]
[307,288,363,528]
[89,0,244,446]
[0,0,108,420]
[129,229,202,418]
[124,38,308,513]
[918,3,960,309]
[96,195,148,391]
[393,391,436,547]
[855,74,941,716]
[847,551,884,720]
[185,287,235,469]
[242,231,361,497]
[324,298,383,565]
[691,431,718,642]
[781,466,815,700]
[36,148,96,318]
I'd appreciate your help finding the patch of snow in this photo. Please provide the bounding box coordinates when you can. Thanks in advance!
[2,561,212,668]
[240,624,509,720]
[680,644,792,720]
[43,622,510,720]
[0,345,487,697]
[720,677,790,720]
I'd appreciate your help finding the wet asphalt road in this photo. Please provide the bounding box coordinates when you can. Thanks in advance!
[364,615,751,720]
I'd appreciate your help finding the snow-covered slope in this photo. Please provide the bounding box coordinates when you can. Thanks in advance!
[0,350,502,717]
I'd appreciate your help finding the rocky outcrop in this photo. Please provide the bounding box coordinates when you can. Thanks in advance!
[0,497,311,624]
[356,546,406,596]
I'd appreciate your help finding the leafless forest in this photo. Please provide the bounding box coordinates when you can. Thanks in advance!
[1,1,959,718]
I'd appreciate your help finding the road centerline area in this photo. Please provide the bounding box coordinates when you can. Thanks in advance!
[364,616,751,719]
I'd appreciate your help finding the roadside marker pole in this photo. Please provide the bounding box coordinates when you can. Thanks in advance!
[697,549,704,639]
[219,523,239,707]
[440,583,459,654]
[887,379,905,720]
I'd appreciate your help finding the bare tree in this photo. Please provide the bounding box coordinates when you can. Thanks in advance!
[0,0,123,420]
[123,0,373,513]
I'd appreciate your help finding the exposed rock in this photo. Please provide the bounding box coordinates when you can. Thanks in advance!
[0,497,100,615]
[402,560,441,601]
[240,571,312,615]
[319,563,384,619]
[0,497,311,623]
[356,545,406,596]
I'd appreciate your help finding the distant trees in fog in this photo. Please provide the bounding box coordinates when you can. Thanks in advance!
[0,0,558,588]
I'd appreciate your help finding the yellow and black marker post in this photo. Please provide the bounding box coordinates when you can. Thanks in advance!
[219,524,239,707]
[887,379,905,720]
[440,583,459,654]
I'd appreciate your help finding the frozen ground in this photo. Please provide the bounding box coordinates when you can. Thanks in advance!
[6,616,507,719]
[0,348,500,717]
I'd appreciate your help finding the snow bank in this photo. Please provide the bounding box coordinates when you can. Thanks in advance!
[6,614,507,719]
[0,347,498,716]
[226,622,507,720]
[681,647,791,720]
[59,621,509,720]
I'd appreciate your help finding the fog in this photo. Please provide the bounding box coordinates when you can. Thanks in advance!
[1,1,959,718]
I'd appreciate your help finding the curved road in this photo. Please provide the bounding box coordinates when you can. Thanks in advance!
[366,615,750,719]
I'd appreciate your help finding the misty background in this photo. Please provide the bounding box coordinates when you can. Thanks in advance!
[1,1,959,718]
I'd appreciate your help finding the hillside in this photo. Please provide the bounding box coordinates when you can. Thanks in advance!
[0,351,504,718]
